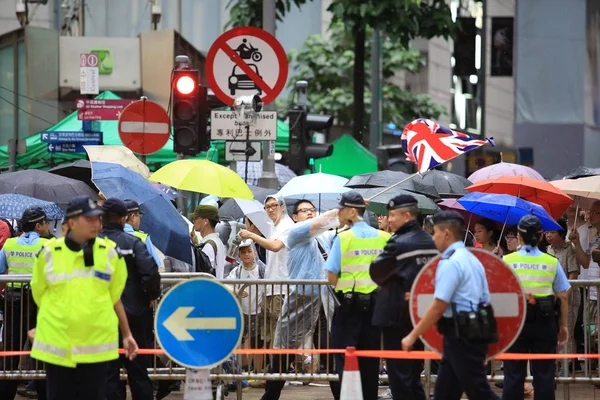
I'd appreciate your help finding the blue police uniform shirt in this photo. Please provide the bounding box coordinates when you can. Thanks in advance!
[325,221,380,276]
[434,241,492,318]
[124,223,162,267]
[0,232,43,274]
[507,245,571,293]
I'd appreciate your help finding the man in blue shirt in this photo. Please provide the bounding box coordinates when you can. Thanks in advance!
[402,210,499,400]
[123,199,162,267]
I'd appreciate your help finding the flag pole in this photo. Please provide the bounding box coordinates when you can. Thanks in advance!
[367,172,421,201]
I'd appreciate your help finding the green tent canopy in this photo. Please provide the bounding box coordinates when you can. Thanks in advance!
[314,134,378,178]
[0,91,290,171]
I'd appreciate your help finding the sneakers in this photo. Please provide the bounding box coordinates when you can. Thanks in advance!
[249,379,266,388]
[379,388,393,399]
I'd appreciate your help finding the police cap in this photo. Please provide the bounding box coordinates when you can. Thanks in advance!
[517,215,543,236]
[65,196,104,219]
[101,198,128,217]
[21,206,47,225]
[387,194,418,210]
[335,191,366,209]
[124,199,144,215]
[431,210,465,225]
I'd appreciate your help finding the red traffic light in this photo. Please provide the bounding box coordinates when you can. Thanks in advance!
[175,75,196,95]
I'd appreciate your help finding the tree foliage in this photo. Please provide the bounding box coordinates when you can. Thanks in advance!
[225,0,312,28]
[286,23,446,127]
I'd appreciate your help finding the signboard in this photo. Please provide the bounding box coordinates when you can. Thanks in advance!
[40,131,103,143]
[225,141,261,162]
[410,248,526,360]
[48,143,98,153]
[80,53,99,95]
[118,100,170,155]
[155,278,243,369]
[210,110,277,141]
[205,27,288,107]
[76,99,135,120]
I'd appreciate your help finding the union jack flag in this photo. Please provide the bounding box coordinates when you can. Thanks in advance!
[401,118,494,173]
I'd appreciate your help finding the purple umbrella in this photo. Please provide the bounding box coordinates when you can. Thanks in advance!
[468,162,544,183]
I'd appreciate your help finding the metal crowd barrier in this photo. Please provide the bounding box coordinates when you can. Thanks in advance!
[1,274,600,400]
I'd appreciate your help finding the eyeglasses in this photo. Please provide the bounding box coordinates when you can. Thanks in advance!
[264,204,279,211]
[505,235,517,241]
[296,207,316,214]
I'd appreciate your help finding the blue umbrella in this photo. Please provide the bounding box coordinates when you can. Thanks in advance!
[91,162,192,264]
[457,192,562,231]
[151,182,183,200]
[0,194,65,220]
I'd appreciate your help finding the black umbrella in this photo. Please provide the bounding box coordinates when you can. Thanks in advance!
[0,169,99,205]
[218,185,277,220]
[345,170,440,199]
[416,170,472,197]
[48,160,92,181]
[552,166,600,180]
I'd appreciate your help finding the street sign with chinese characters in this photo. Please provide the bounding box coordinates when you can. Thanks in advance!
[47,143,97,153]
[80,53,99,95]
[210,110,277,141]
[40,131,103,143]
[76,99,135,120]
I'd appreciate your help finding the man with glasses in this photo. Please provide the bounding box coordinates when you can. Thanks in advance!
[504,227,519,254]
[0,207,50,399]
[123,199,162,268]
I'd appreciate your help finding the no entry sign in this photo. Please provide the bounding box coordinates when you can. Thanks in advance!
[205,26,288,107]
[410,248,525,360]
[118,100,170,155]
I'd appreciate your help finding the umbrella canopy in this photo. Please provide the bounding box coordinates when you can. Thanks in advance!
[278,172,350,202]
[48,159,92,182]
[151,182,183,200]
[0,169,98,205]
[468,162,544,183]
[466,176,573,219]
[552,166,600,180]
[457,192,562,231]
[91,162,191,264]
[355,187,439,216]
[0,194,65,220]
[84,145,150,178]
[235,161,297,189]
[417,170,472,196]
[345,170,440,199]
[150,160,253,200]
[218,185,277,221]
[231,199,271,237]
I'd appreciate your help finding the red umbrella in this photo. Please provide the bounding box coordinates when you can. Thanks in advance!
[466,176,573,219]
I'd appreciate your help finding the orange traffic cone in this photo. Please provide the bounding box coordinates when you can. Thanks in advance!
[340,346,363,400]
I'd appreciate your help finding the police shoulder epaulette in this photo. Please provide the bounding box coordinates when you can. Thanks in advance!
[441,249,455,260]
[99,244,106,249]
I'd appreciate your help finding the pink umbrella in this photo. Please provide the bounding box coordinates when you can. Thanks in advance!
[468,162,544,183]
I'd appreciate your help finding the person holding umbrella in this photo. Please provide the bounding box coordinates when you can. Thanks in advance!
[123,199,162,268]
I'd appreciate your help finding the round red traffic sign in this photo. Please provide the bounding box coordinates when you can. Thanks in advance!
[409,248,526,360]
[118,100,170,155]
[205,26,289,107]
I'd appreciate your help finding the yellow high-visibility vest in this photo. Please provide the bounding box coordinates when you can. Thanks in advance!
[132,231,148,243]
[504,252,557,297]
[3,236,47,288]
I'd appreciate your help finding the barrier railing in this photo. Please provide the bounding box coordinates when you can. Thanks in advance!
[0,274,599,400]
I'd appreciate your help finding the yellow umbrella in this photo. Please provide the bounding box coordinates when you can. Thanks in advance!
[84,145,150,178]
[149,159,254,200]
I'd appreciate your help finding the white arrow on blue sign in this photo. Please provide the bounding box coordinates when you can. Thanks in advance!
[155,278,243,369]
[40,131,102,143]
[48,142,99,153]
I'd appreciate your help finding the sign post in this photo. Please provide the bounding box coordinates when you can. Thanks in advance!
[409,249,526,360]
[155,278,243,400]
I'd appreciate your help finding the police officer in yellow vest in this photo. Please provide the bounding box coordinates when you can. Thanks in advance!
[502,215,570,400]
[325,191,391,400]
[30,195,139,400]
[0,207,49,400]
[123,199,162,267]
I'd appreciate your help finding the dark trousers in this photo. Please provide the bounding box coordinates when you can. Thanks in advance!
[105,310,154,400]
[46,361,109,400]
[0,290,46,400]
[382,325,425,400]
[502,314,557,400]
[262,306,340,400]
[434,330,499,400]
[331,303,380,400]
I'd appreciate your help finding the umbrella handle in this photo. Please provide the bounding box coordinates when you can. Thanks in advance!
[366,172,420,201]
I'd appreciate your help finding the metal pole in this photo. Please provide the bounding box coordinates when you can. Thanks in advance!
[369,29,382,154]
[78,0,84,36]
[257,0,279,189]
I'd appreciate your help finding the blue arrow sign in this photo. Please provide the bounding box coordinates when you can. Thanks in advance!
[155,279,243,369]
[47,142,101,153]
[40,131,102,143]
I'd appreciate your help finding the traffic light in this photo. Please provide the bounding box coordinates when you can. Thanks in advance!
[376,145,415,173]
[171,68,208,155]
[288,107,333,174]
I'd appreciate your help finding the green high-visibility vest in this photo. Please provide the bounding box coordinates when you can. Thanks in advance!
[3,236,48,288]
[503,252,558,297]
[335,229,390,294]
[132,231,148,243]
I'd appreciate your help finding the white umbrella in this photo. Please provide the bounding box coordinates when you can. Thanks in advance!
[278,172,350,202]
[84,145,150,178]
[235,198,272,237]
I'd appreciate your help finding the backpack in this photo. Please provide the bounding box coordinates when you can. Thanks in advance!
[193,240,218,276]
[235,262,266,279]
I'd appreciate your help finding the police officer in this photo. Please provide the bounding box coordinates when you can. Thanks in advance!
[502,215,570,400]
[325,191,391,400]
[0,207,49,400]
[99,198,162,400]
[370,195,438,400]
[401,211,499,400]
[30,195,139,400]
[124,199,162,267]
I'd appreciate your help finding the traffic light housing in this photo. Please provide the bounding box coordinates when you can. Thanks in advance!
[288,107,333,174]
[171,69,208,155]
[376,145,415,173]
